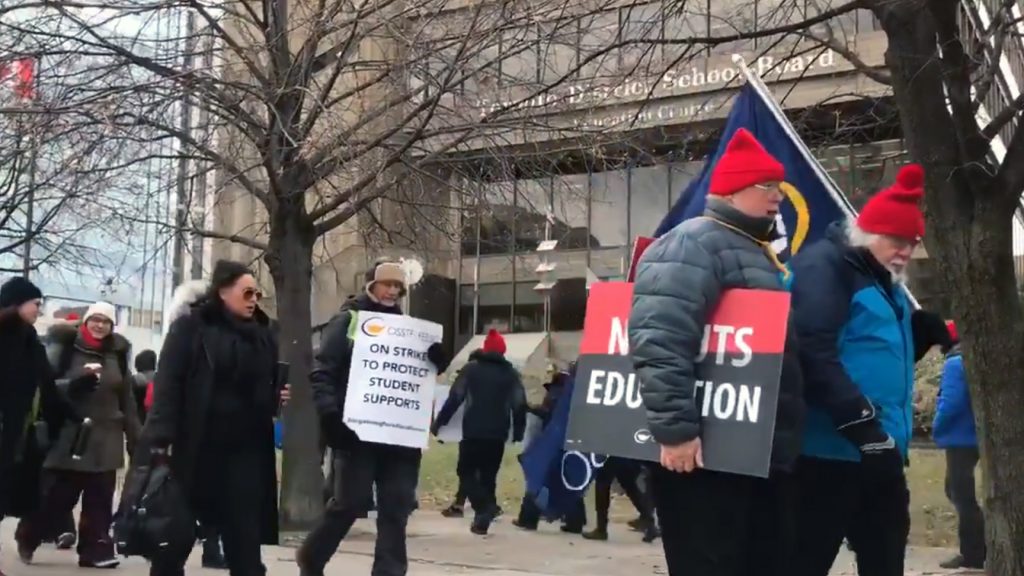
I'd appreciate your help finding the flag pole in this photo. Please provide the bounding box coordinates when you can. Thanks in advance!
[730,54,921,310]
[731,54,857,218]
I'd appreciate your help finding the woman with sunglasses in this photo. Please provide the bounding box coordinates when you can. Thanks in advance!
[141,260,281,576]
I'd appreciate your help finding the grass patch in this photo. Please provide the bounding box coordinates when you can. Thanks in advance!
[417,441,961,547]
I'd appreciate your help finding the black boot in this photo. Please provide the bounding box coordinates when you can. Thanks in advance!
[201,537,228,570]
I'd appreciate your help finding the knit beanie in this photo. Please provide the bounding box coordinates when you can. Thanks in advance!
[856,164,926,242]
[709,128,786,196]
[365,260,407,298]
[0,276,43,308]
[84,301,117,326]
[482,329,506,355]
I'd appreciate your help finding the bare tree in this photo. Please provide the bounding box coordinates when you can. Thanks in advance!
[2,0,731,527]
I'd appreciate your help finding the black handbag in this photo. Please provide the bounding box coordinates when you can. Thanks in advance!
[113,452,195,561]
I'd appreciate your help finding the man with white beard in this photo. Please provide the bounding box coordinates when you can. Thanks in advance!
[788,164,951,576]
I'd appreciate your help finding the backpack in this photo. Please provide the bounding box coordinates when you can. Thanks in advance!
[113,456,195,561]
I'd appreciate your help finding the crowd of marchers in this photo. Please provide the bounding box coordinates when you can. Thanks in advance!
[0,131,987,576]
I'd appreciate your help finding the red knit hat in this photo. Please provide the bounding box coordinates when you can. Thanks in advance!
[709,128,785,196]
[857,164,926,241]
[482,329,506,355]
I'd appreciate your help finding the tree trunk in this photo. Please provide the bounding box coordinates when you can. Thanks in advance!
[874,3,1024,573]
[930,196,1024,576]
[267,216,324,530]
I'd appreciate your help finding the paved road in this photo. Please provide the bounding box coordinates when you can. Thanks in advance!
[1,512,977,575]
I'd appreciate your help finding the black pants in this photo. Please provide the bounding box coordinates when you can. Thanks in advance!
[652,466,796,576]
[592,458,654,531]
[151,448,267,576]
[793,456,910,576]
[299,442,421,576]
[459,439,504,522]
[17,470,116,562]
[945,447,985,564]
[452,442,469,506]
[515,493,586,530]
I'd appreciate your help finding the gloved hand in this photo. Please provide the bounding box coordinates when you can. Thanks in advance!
[858,435,905,479]
[839,416,904,479]
[66,372,100,397]
[427,343,451,374]
[911,310,953,360]
[321,415,358,450]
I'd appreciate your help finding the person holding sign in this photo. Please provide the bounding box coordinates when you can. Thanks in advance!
[629,128,805,576]
[299,259,450,576]
[788,165,951,576]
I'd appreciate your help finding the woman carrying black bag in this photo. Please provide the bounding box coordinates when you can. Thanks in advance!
[136,260,282,576]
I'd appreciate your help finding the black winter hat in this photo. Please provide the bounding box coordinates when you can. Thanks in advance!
[0,276,43,308]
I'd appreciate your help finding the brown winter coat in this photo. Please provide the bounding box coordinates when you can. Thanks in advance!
[44,323,141,473]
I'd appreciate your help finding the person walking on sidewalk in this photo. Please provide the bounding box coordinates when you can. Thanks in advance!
[511,365,586,534]
[581,457,659,543]
[140,261,282,576]
[788,165,952,576]
[432,329,526,535]
[298,259,451,576]
[629,128,806,576]
[16,301,141,569]
[933,321,985,570]
[0,277,79,576]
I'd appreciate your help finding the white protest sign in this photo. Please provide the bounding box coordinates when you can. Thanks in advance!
[343,312,443,449]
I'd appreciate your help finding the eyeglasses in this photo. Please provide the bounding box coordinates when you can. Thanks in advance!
[242,288,263,302]
[753,183,782,193]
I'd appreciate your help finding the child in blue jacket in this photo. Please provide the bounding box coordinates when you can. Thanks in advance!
[932,321,985,570]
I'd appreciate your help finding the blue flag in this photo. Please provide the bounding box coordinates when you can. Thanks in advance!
[654,84,853,260]
[519,372,600,520]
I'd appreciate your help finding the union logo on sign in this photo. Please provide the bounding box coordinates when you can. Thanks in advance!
[633,429,653,444]
[360,317,386,337]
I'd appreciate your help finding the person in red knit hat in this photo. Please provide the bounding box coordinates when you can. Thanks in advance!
[629,127,806,576]
[788,163,953,576]
[849,163,926,283]
[432,328,526,536]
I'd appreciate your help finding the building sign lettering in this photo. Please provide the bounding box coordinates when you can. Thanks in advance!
[475,49,837,116]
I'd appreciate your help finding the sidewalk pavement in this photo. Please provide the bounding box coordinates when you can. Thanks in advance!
[1,512,980,575]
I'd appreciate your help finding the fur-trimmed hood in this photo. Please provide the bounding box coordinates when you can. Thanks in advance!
[47,321,130,353]
[168,279,273,328]
[168,279,209,325]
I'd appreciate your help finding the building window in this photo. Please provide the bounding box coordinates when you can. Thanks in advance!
[500,26,539,86]
[477,179,516,255]
[513,282,545,332]
[709,0,753,55]
[663,2,708,62]
[538,19,579,85]
[589,168,629,247]
[515,177,551,251]
[629,164,670,238]
[669,160,703,206]
[550,277,587,331]
[578,10,620,81]
[620,2,663,75]
[551,173,591,250]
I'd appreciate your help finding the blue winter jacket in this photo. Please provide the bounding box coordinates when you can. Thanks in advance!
[789,223,916,462]
[933,346,978,448]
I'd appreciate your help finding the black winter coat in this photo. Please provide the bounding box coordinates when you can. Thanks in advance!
[310,295,405,446]
[0,311,76,518]
[138,299,280,544]
[629,199,805,472]
[434,351,527,441]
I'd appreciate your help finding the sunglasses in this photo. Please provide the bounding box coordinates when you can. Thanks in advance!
[242,288,263,302]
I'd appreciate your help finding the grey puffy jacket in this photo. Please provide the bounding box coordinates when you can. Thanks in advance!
[628,198,805,470]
